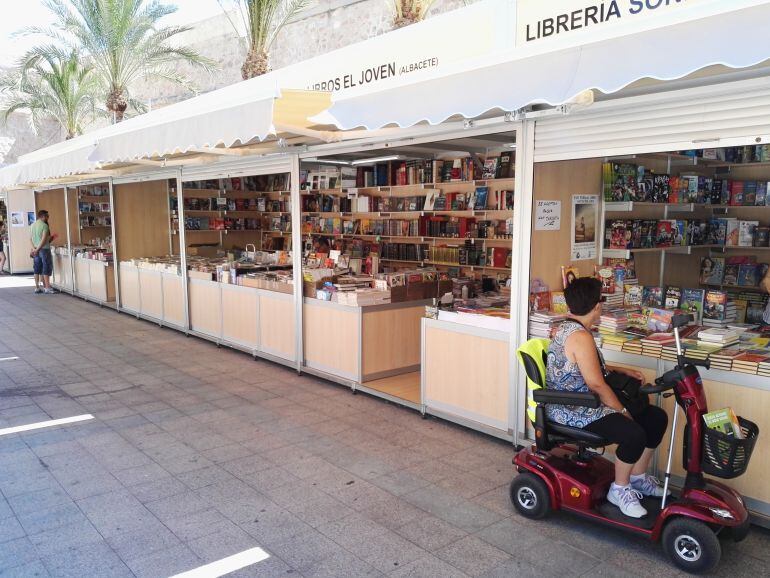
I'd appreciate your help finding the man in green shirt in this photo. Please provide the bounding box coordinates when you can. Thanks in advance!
[30,210,54,294]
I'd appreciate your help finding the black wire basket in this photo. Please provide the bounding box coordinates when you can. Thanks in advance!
[696,417,760,479]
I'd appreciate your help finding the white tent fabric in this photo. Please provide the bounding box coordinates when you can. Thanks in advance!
[316,3,770,130]
[0,81,283,187]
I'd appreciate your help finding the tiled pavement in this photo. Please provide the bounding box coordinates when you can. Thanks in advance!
[0,285,768,578]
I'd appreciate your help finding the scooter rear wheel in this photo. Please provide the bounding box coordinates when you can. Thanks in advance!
[510,473,550,519]
[662,517,721,574]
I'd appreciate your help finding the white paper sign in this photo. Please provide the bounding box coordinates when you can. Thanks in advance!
[571,194,598,261]
[535,200,561,231]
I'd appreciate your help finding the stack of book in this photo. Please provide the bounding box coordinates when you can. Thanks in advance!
[529,311,567,338]
[661,343,679,362]
[602,333,634,352]
[697,328,740,349]
[603,292,625,309]
[732,350,770,375]
[621,338,643,355]
[758,358,770,377]
[599,310,628,334]
[709,346,747,371]
[641,333,675,358]
[680,338,711,361]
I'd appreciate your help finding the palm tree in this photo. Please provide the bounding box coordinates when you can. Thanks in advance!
[21,0,212,122]
[392,0,439,28]
[0,48,98,139]
[222,0,311,80]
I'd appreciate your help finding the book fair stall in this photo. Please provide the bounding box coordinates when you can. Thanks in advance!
[2,0,770,523]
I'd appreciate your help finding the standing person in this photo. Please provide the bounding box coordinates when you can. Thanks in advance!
[0,220,7,274]
[762,266,770,327]
[30,210,54,294]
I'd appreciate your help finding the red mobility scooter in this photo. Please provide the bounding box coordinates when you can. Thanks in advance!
[512,314,759,574]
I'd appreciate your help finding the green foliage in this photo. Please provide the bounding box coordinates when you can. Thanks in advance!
[0,48,98,139]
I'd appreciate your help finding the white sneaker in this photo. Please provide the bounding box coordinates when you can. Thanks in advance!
[43,288,55,294]
[607,483,647,518]
[34,288,43,294]
[631,473,669,497]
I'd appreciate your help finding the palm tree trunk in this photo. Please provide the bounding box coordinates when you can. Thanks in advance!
[241,48,270,80]
[106,88,128,122]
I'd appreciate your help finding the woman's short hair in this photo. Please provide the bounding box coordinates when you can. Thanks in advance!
[564,277,603,315]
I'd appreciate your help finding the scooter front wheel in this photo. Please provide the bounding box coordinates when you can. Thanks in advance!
[662,517,721,574]
[510,473,550,519]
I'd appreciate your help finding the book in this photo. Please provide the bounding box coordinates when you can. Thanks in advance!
[642,286,663,308]
[703,408,744,438]
[680,288,705,323]
[552,291,568,314]
[738,221,758,247]
[699,257,725,285]
[665,286,682,309]
[496,152,514,179]
[737,263,759,287]
[655,220,673,247]
[607,220,630,249]
[482,158,498,179]
[725,219,740,246]
[473,186,489,210]
[595,265,616,294]
[561,265,580,289]
[703,291,728,321]
[624,284,643,308]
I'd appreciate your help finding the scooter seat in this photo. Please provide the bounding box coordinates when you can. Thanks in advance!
[547,420,609,448]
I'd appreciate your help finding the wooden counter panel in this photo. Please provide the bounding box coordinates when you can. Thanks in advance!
[189,280,222,337]
[88,262,114,302]
[119,265,140,312]
[74,259,91,295]
[662,378,769,504]
[361,305,423,379]
[138,270,163,320]
[260,293,295,361]
[222,286,259,349]
[303,302,359,379]
[424,325,509,429]
[162,275,185,327]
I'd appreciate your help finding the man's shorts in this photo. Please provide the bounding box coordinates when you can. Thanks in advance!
[33,248,53,276]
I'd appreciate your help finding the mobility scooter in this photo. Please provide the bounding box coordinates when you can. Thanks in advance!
[512,314,759,574]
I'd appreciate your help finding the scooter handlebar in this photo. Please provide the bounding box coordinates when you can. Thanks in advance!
[640,380,674,394]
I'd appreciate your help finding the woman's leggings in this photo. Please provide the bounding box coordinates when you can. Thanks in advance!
[584,405,668,463]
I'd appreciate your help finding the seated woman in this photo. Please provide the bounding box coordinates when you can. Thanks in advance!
[546,277,669,518]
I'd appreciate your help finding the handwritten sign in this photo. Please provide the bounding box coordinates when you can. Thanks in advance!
[535,200,561,231]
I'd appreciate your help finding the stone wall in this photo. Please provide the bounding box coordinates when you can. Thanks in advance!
[132,0,474,108]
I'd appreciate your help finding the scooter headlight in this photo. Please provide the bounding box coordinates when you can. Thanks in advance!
[709,507,734,520]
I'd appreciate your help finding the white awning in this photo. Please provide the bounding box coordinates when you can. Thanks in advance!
[0,86,331,188]
[315,2,770,130]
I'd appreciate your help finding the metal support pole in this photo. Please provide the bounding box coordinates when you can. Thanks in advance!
[108,179,121,308]
[290,154,304,373]
[510,118,535,448]
[177,170,191,331]
[62,186,74,293]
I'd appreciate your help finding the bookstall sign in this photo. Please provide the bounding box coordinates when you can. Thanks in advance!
[535,200,561,231]
[515,0,733,49]
[571,194,598,261]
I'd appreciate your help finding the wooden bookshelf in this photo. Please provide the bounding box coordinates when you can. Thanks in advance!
[301,157,515,279]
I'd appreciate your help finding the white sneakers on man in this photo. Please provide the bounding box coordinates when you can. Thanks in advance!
[607,483,647,518]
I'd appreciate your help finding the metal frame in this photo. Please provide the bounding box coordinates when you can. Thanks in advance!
[290,153,303,372]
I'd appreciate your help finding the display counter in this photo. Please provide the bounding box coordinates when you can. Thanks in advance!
[602,348,770,520]
[119,263,185,328]
[187,277,296,364]
[303,297,429,387]
[66,256,115,304]
[421,313,513,440]
[51,250,74,293]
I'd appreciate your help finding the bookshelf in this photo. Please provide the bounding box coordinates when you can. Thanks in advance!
[77,184,111,246]
[300,158,515,280]
[172,174,292,254]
